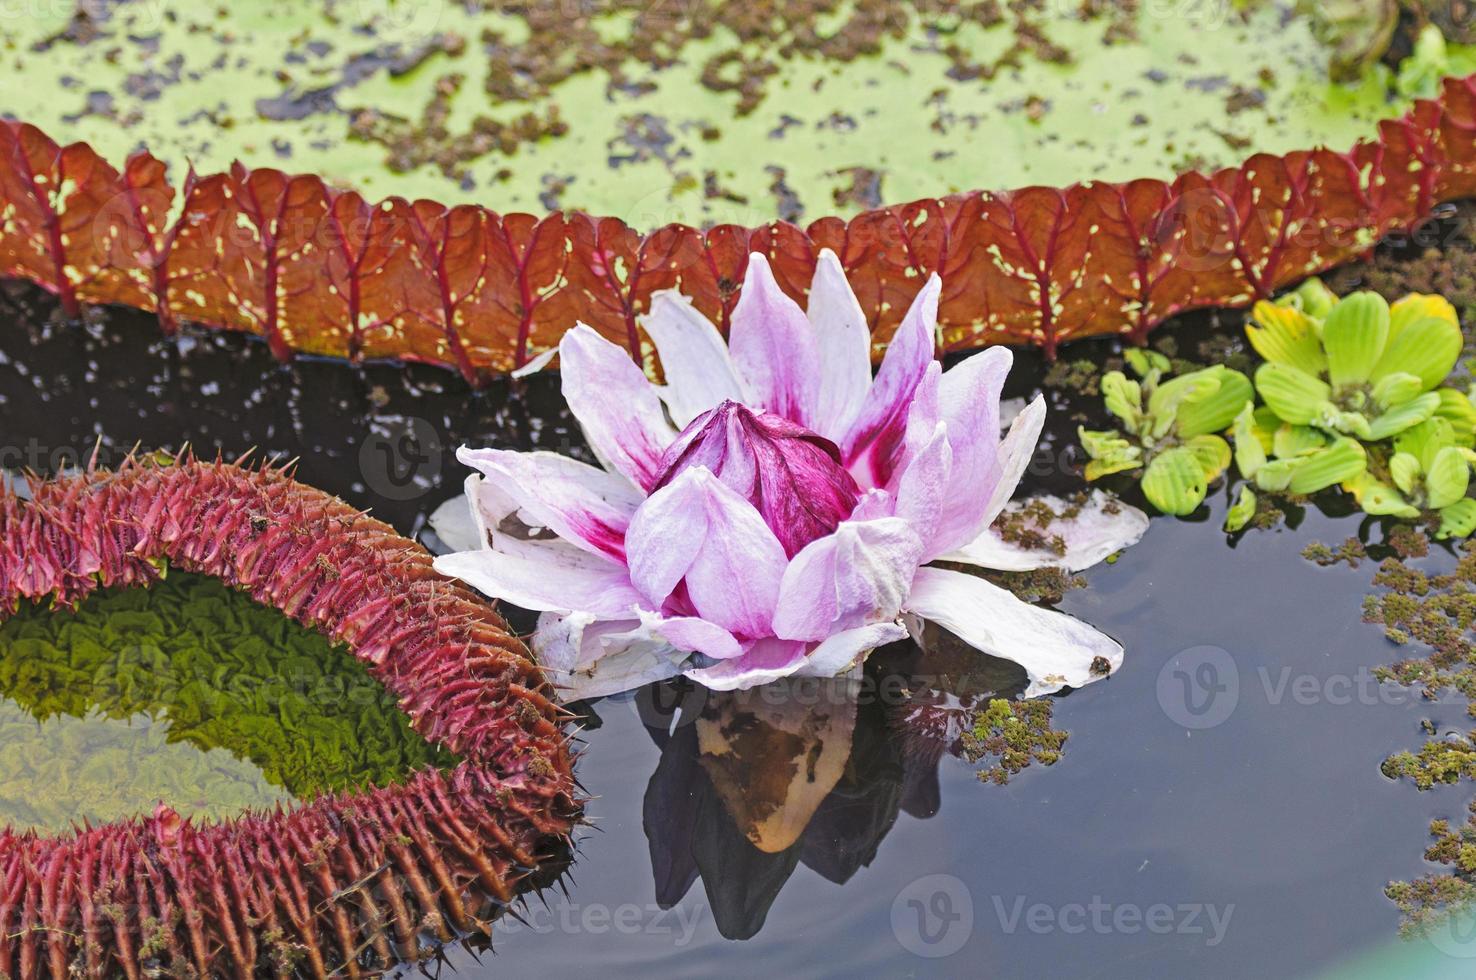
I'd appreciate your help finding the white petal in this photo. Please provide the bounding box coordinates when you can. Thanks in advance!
[790,622,908,678]
[510,346,558,378]
[534,612,688,701]
[806,249,873,442]
[427,491,481,555]
[434,542,645,618]
[979,394,1047,530]
[559,323,676,489]
[942,491,1150,573]
[905,566,1122,697]
[457,447,643,563]
[642,290,747,428]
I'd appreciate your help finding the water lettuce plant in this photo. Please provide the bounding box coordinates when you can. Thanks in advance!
[436,250,1148,700]
[1078,350,1253,515]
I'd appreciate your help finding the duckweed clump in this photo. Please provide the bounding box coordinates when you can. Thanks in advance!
[1388,801,1476,932]
[959,698,1068,786]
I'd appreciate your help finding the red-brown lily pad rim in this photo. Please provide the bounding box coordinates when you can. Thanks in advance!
[0,454,579,979]
[4,74,1476,383]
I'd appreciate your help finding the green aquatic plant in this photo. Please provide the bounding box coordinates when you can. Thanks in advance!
[0,571,457,831]
[1079,350,1253,515]
[1248,281,1465,442]
[1244,281,1476,531]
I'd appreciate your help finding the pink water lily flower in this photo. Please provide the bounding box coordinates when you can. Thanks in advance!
[433,251,1147,699]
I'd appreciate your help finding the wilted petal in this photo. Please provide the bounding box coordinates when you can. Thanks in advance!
[684,637,809,691]
[792,622,909,677]
[434,538,645,618]
[560,323,676,488]
[729,253,820,427]
[843,275,941,487]
[458,446,642,563]
[772,518,924,641]
[625,467,788,635]
[905,567,1122,697]
[536,612,688,701]
[643,290,747,428]
[927,346,1014,555]
[807,249,873,442]
[941,491,1150,573]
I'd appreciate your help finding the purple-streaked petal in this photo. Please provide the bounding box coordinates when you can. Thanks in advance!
[905,567,1123,697]
[980,394,1047,531]
[842,274,941,488]
[458,446,641,563]
[434,540,645,618]
[926,346,1015,555]
[728,253,820,427]
[559,323,676,489]
[772,518,924,641]
[625,467,788,634]
[941,491,1150,573]
[683,637,809,691]
[807,249,873,442]
[791,622,909,678]
[535,612,689,701]
[643,290,747,428]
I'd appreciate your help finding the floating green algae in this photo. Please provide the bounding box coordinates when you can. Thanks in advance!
[0,571,454,833]
[0,0,1461,226]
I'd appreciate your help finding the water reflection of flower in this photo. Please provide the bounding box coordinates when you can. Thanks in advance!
[631,635,1035,940]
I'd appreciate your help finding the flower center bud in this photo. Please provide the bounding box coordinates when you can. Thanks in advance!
[652,401,862,556]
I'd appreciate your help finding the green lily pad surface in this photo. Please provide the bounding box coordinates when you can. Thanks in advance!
[0,571,453,833]
[0,0,1460,226]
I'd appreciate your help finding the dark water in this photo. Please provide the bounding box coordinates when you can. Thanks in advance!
[0,282,1467,978]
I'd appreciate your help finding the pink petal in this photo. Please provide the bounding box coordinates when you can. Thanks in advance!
[892,420,952,540]
[925,346,1015,555]
[434,540,644,618]
[791,622,909,677]
[942,491,1150,573]
[624,467,788,636]
[641,610,744,660]
[842,274,941,488]
[807,249,873,442]
[771,518,924,641]
[905,566,1123,697]
[683,637,809,691]
[457,446,642,563]
[559,323,676,489]
[728,253,820,427]
[642,290,747,428]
